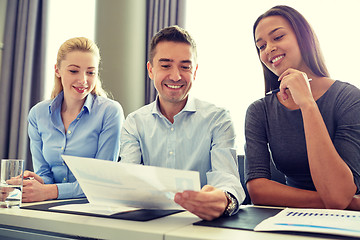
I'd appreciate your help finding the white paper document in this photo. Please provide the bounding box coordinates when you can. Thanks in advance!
[59,155,201,212]
[255,208,360,238]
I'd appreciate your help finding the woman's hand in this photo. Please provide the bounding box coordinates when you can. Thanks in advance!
[23,170,44,184]
[347,195,360,210]
[22,171,58,202]
[22,178,48,202]
[278,68,314,108]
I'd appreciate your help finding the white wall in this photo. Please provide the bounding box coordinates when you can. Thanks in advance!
[186,0,360,153]
[44,0,146,117]
[44,0,96,100]
[43,0,360,139]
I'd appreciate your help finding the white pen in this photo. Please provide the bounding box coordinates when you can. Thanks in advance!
[266,78,312,95]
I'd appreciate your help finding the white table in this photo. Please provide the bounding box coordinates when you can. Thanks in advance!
[165,224,347,240]
[0,199,199,240]
[0,201,352,240]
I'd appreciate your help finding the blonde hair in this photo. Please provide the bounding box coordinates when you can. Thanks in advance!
[51,37,108,99]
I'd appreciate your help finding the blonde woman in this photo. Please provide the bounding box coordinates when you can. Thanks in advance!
[24,37,124,202]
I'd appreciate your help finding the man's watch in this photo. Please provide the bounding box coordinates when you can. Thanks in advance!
[223,191,238,216]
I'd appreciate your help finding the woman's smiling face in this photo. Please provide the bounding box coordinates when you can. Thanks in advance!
[255,15,307,76]
[55,51,99,101]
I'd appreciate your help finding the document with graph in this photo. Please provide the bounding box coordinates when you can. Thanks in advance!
[55,155,200,214]
[254,208,360,238]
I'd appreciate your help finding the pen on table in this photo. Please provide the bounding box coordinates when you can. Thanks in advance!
[266,78,312,95]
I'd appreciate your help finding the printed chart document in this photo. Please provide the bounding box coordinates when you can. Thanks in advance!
[255,208,360,238]
[54,155,201,215]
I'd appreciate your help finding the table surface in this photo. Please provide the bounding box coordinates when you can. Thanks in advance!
[0,201,353,240]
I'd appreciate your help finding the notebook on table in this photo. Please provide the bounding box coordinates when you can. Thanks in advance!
[21,198,182,221]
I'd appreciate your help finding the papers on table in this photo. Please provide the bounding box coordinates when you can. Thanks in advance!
[58,155,200,212]
[255,208,360,238]
[51,203,139,216]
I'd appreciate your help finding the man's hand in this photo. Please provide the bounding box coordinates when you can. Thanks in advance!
[174,185,228,221]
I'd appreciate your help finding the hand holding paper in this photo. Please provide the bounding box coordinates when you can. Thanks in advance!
[61,155,201,210]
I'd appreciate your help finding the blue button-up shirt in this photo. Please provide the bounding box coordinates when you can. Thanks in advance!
[120,96,245,211]
[28,92,124,199]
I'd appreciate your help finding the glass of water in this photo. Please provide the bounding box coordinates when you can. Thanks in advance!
[0,159,24,208]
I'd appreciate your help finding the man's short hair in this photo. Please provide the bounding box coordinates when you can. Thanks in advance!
[149,25,197,64]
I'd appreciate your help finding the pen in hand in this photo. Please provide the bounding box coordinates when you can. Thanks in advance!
[266,78,312,95]
[24,177,35,180]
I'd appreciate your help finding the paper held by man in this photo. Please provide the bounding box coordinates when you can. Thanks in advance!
[51,155,201,215]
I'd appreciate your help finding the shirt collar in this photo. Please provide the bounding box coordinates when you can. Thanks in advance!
[151,95,196,117]
[49,91,64,114]
[182,95,196,113]
[83,93,95,113]
[48,91,95,114]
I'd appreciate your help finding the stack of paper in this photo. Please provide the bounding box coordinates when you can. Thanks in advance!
[53,155,201,215]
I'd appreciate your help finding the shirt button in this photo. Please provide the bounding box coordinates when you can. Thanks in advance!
[62,163,65,166]
[170,127,174,131]
[169,151,173,155]
[61,147,64,150]
[63,178,67,181]
[67,130,71,134]
[77,118,80,120]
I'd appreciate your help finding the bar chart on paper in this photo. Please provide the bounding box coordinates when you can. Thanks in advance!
[254,208,360,238]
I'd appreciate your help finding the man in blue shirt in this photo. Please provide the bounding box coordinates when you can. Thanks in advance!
[120,26,245,220]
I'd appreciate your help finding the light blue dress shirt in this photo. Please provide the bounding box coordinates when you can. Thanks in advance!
[120,96,245,212]
[28,92,124,199]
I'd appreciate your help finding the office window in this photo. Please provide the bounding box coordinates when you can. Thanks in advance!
[44,0,96,100]
[185,0,360,153]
